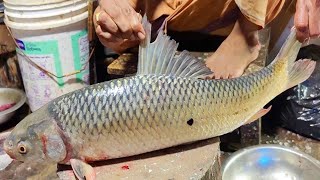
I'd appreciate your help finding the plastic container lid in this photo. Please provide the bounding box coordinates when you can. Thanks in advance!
[5,10,88,30]
[3,0,85,11]
[4,0,87,19]
[4,0,69,6]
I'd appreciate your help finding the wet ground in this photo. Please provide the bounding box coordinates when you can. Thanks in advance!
[262,128,320,160]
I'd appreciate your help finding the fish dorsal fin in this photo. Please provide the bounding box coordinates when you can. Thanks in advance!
[137,15,212,79]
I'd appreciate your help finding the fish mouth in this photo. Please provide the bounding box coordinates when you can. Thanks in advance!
[3,139,15,159]
[5,151,15,160]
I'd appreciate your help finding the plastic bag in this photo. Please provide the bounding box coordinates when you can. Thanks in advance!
[278,45,320,140]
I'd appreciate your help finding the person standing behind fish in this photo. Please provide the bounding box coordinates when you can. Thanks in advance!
[4,15,316,180]
[93,0,320,79]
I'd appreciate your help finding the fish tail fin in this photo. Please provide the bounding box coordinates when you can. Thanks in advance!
[271,27,316,90]
[272,28,301,67]
[286,59,316,89]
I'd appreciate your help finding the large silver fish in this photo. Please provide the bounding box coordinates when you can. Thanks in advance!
[3,16,316,179]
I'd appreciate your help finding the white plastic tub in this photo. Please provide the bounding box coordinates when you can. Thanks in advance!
[4,0,90,111]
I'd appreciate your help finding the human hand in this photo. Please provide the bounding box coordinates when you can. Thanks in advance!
[294,0,320,42]
[93,0,145,53]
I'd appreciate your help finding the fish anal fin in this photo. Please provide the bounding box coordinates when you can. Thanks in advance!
[245,106,272,125]
[137,14,212,79]
[70,159,95,180]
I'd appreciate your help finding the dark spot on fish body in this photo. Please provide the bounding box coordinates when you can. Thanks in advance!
[187,119,194,126]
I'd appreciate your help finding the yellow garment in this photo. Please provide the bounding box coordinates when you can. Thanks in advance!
[129,0,287,36]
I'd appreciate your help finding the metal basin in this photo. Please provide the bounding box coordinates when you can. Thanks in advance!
[0,88,26,124]
[222,144,320,180]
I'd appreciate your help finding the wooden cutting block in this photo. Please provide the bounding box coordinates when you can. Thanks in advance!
[57,137,221,180]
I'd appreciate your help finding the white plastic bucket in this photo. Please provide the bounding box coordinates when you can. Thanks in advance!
[4,1,90,111]
[3,0,69,6]
[4,0,88,23]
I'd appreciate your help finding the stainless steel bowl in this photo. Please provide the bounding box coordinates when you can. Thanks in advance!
[0,88,26,124]
[222,144,320,180]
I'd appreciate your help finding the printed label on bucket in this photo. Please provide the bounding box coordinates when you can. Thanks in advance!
[71,30,90,83]
[16,29,90,111]
[17,40,63,84]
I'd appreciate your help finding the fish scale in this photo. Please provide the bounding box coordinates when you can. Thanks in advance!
[45,70,276,159]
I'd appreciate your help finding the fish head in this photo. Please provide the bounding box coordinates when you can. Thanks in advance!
[4,106,67,163]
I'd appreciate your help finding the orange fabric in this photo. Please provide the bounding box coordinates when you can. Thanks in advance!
[266,0,286,24]
[130,0,287,34]
[235,0,286,27]
[166,0,237,31]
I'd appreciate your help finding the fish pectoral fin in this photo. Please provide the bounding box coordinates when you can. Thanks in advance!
[137,14,212,79]
[245,106,272,125]
[70,159,95,180]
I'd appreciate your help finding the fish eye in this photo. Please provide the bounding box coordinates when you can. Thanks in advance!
[18,143,27,154]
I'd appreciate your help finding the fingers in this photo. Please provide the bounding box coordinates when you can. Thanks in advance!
[115,0,145,40]
[94,8,122,46]
[98,0,145,40]
[294,0,320,42]
[97,35,139,54]
[111,7,135,39]
[307,0,320,38]
[294,0,309,42]
[134,13,146,40]
[93,0,145,53]
[96,25,122,43]
[97,10,119,36]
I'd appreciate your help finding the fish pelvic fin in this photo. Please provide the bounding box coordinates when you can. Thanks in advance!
[270,27,316,90]
[137,14,212,79]
[245,106,272,125]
